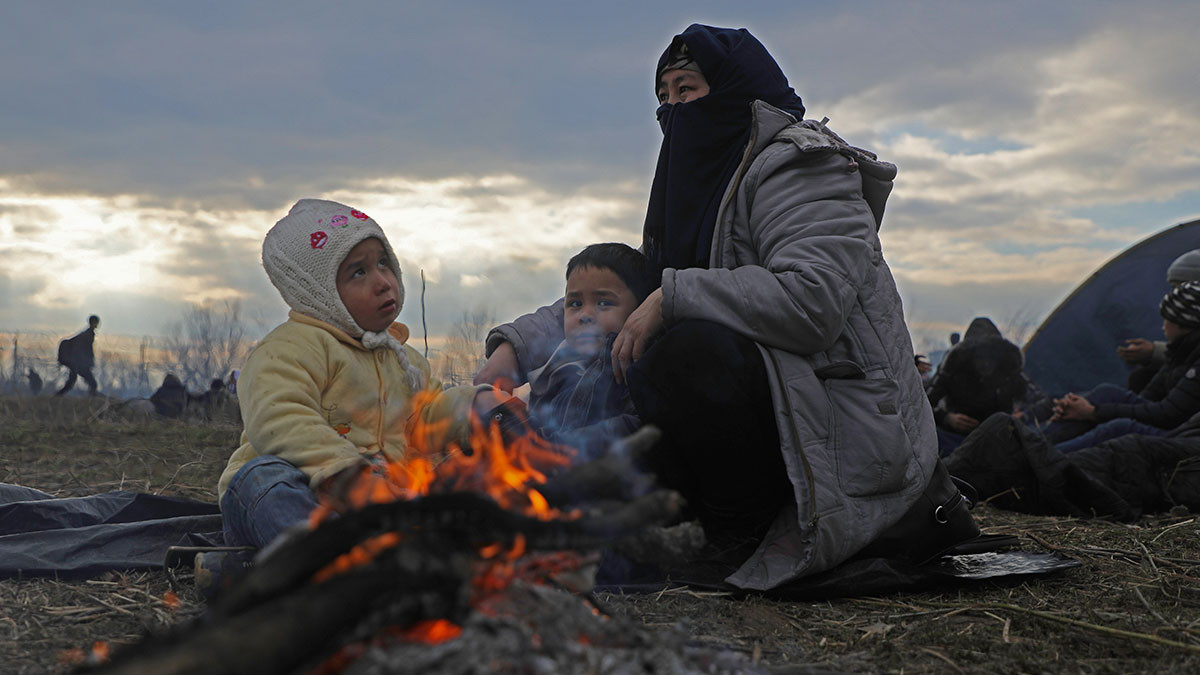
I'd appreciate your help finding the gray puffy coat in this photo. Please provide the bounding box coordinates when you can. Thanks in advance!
[488,101,937,589]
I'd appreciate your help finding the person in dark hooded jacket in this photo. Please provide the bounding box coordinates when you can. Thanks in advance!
[1049,281,1200,452]
[925,317,1027,455]
[150,373,189,418]
[476,25,976,590]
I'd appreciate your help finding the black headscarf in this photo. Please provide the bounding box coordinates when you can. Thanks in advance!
[642,25,806,274]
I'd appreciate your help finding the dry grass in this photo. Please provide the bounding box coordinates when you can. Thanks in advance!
[2,395,1200,673]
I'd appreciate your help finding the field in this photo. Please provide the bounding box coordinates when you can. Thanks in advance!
[3,395,1200,674]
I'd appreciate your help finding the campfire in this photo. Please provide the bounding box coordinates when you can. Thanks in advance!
[84,390,753,674]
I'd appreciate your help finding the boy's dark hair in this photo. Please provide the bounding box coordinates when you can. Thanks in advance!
[566,243,656,303]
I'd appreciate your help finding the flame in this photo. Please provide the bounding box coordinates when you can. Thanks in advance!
[311,386,577,530]
[396,619,463,644]
[429,400,573,520]
[306,387,582,600]
[162,590,180,610]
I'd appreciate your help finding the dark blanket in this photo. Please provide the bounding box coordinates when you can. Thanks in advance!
[0,484,222,579]
[944,413,1200,519]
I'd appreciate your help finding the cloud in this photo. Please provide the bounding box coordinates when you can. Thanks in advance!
[2,1,1200,352]
[0,172,639,341]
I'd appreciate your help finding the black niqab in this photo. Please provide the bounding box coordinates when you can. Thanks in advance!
[642,25,806,274]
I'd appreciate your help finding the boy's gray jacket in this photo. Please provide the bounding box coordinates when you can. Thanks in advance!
[488,101,938,590]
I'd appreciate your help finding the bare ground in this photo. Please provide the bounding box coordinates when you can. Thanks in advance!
[2,395,1199,674]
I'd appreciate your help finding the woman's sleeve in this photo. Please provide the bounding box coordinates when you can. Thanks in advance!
[1093,372,1200,430]
[484,299,566,379]
[661,146,875,355]
[239,338,366,487]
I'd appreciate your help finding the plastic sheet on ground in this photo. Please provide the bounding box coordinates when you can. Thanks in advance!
[0,483,221,579]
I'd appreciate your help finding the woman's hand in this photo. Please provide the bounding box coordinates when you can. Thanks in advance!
[473,341,519,392]
[612,288,665,384]
[944,412,979,434]
[1052,393,1096,421]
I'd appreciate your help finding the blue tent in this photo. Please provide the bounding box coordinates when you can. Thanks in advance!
[1023,219,1200,396]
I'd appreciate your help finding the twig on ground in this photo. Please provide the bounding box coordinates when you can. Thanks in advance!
[919,646,964,672]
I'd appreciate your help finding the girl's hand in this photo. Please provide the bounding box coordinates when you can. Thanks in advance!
[612,288,664,384]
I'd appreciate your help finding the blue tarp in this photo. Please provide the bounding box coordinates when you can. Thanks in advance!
[1024,220,1200,396]
[0,484,221,579]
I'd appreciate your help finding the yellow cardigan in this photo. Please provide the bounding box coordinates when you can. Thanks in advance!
[218,311,479,501]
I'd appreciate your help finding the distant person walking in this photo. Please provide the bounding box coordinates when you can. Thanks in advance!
[56,315,100,396]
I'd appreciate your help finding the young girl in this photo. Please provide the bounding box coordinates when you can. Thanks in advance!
[217,198,486,552]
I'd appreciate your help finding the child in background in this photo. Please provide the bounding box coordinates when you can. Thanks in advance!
[215,199,487,555]
[526,243,654,458]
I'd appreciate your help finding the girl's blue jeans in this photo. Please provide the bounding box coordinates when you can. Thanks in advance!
[220,455,319,550]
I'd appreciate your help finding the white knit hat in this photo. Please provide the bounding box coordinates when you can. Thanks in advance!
[263,198,404,338]
[263,199,424,388]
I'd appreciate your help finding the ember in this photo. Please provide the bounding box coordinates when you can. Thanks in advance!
[395,619,462,644]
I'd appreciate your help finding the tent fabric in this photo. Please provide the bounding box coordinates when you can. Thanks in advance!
[1023,220,1200,396]
[0,484,222,579]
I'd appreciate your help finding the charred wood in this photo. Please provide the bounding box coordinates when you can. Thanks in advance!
[342,581,765,675]
[613,521,707,569]
[214,490,682,617]
[84,490,686,674]
[86,560,468,675]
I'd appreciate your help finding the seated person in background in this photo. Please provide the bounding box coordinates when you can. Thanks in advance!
[526,243,654,460]
[193,378,236,421]
[926,317,1026,455]
[1051,281,1200,452]
[150,374,189,418]
[1119,249,1200,392]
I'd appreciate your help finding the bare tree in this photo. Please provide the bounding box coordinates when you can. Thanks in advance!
[435,307,496,386]
[160,301,249,391]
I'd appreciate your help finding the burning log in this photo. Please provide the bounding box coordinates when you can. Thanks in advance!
[82,411,731,674]
[87,555,469,675]
[86,489,687,675]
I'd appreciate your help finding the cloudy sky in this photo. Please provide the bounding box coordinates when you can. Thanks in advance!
[2,1,1198,355]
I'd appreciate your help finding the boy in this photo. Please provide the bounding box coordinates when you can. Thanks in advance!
[526,243,654,458]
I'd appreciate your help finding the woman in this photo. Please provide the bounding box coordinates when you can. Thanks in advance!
[477,25,975,589]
